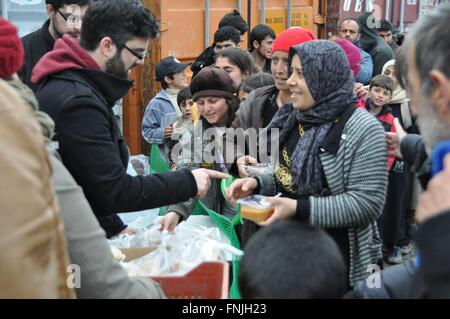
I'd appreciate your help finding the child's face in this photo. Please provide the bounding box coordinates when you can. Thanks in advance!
[170,71,189,89]
[369,86,392,108]
[180,98,194,118]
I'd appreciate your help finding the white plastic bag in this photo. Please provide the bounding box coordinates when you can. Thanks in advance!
[113,221,243,276]
[129,154,150,176]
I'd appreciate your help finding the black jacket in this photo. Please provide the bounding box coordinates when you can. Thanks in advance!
[346,259,417,299]
[191,46,216,78]
[36,68,197,237]
[400,134,431,189]
[414,211,450,298]
[18,20,55,92]
[347,211,450,299]
[356,13,394,76]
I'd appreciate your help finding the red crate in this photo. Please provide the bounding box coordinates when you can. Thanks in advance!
[150,261,229,299]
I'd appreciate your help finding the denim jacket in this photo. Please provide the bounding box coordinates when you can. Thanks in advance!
[142,90,178,161]
[142,89,178,145]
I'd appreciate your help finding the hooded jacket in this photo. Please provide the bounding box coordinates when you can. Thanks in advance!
[34,35,197,237]
[5,74,166,299]
[356,13,394,76]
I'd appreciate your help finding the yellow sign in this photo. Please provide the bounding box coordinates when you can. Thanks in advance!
[291,7,314,31]
[265,9,286,35]
[265,7,314,36]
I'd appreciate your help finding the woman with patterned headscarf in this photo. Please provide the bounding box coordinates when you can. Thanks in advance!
[227,40,389,289]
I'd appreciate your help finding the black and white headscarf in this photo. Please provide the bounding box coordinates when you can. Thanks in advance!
[268,40,357,196]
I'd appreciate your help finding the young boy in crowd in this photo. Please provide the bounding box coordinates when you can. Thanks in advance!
[365,74,396,169]
[141,56,190,162]
[382,59,417,259]
[365,75,409,265]
[168,87,195,170]
[172,87,194,133]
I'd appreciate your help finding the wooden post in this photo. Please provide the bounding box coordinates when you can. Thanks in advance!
[122,68,143,155]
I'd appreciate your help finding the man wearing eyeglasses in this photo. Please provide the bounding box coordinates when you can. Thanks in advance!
[32,0,226,239]
[19,0,89,92]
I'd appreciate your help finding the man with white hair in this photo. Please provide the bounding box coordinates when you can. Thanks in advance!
[348,3,450,298]
[403,3,450,298]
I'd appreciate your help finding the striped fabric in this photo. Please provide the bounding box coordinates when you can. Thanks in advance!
[258,107,388,286]
[309,108,388,286]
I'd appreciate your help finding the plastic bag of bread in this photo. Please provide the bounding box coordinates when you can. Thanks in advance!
[110,245,126,262]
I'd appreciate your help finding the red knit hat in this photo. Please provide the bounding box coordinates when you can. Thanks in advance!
[0,18,24,78]
[272,27,316,53]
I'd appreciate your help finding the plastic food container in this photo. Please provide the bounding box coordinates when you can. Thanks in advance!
[237,195,274,223]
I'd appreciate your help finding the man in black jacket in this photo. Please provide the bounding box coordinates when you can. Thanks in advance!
[34,0,226,238]
[406,3,450,298]
[356,12,394,76]
[377,20,399,54]
[19,0,89,92]
[191,9,248,78]
[349,4,450,298]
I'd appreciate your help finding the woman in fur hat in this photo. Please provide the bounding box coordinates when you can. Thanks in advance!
[159,67,240,231]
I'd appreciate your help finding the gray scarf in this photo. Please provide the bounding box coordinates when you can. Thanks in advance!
[268,40,357,196]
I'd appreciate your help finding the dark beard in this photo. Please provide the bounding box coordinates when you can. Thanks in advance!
[105,51,128,79]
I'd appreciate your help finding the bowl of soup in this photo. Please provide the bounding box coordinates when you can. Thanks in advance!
[238,195,275,223]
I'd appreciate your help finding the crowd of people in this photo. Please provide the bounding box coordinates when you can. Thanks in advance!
[1,0,449,299]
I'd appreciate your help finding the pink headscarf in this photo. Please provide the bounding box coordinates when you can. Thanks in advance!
[335,38,362,79]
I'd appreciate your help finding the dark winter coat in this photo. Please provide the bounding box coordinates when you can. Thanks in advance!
[34,36,197,237]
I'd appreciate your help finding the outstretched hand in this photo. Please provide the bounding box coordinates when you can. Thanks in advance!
[191,169,228,198]
[225,177,258,205]
[157,212,181,232]
[236,155,258,178]
[386,118,407,159]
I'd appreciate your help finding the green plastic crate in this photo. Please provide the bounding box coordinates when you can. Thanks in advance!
[192,201,242,299]
[149,144,170,174]
[149,144,170,215]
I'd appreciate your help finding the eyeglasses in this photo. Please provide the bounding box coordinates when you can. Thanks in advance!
[57,9,82,27]
[122,44,148,61]
[57,9,68,20]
